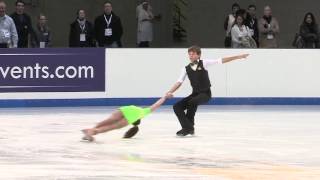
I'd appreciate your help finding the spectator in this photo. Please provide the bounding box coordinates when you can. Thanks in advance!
[224,3,240,47]
[258,6,280,48]
[231,14,255,48]
[0,0,18,48]
[235,9,248,25]
[94,1,123,48]
[31,14,52,48]
[247,4,259,47]
[299,12,319,48]
[137,1,154,47]
[10,0,33,48]
[69,9,95,47]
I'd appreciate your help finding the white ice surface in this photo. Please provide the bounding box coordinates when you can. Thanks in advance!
[0,106,320,180]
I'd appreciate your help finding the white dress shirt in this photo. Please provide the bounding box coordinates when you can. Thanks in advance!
[177,58,222,83]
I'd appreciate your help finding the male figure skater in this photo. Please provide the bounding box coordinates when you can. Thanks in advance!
[166,45,249,136]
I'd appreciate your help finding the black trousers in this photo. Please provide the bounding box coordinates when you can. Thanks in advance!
[138,41,150,47]
[224,36,231,48]
[18,39,28,48]
[0,43,8,48]
[173,90,211,131]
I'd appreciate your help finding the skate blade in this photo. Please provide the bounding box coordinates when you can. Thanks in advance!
[176,134,196,138]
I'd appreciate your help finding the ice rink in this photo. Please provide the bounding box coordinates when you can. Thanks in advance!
[0,106,320,180]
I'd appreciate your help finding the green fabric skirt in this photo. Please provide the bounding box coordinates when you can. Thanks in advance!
[119,105,151,124]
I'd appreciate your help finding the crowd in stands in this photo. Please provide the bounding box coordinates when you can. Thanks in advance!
[0,0,318,48]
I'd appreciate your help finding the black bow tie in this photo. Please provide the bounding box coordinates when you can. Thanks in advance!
[190,61,199,66]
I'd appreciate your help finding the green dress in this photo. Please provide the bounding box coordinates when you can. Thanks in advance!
[119,105,151,124]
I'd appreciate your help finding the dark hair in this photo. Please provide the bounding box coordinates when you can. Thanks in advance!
[232,3,240,9]
[76,9,85,17]
[123,126,139,138]
[188,45,201,55]
[303,12,317,26]
[123,119,141,139]
[234,14,245,26]
[236,9,247,16]
[15,0,25,6]
[248,4,256,10]
[133,119,141,126]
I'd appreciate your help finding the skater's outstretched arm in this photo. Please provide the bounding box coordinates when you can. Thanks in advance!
[150,95,171,112]
[222,54,249,64]
[167,82,182,95]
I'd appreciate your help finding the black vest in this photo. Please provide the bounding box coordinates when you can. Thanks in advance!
[186,60,211,93]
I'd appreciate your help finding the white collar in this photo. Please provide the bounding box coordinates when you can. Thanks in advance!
[0,15,6,20]
[190,59,200,66]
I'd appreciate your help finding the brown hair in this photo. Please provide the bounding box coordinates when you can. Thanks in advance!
[123,126,139,138]
[123,120,140,138]
[188,45,201,55]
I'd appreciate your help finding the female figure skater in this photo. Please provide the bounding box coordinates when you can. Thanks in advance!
[82,94,172,141]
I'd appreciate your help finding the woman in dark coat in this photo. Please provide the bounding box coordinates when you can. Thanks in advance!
[300,12,319,48]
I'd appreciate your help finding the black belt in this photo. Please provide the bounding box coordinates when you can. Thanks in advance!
[0,43,8,48]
